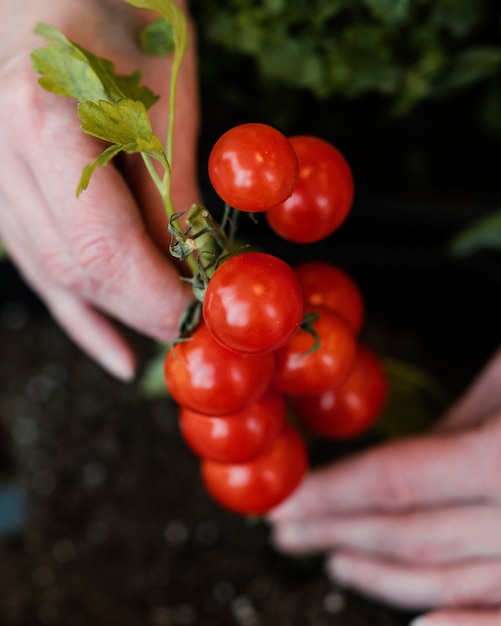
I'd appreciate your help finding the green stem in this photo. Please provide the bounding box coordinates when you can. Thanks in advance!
[166,48,183,166]
[141,153,164,196]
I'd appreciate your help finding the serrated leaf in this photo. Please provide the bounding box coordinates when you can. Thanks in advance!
[78,99,164,150]
[76,99,164,195]
[124,0,188,56]
[31,22,159,108]
[76,144,125,196]
[140,18,175,55]
[449,209,501,256]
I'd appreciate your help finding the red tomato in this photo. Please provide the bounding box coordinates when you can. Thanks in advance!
[294,261,364,334]
[164,322,275,415]
[179,388,286,463]
[208,123,298,212]
[201,425,307,515]
[273,306,357,396]
[266,135,354,243]
[203,252,304,354]
[293,345,388,439]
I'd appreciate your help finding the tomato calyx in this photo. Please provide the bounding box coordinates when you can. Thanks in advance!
[299,310,321,356]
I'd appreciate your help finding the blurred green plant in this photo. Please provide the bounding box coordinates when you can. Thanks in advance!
[449,208,501,255]
[195,0,501,114]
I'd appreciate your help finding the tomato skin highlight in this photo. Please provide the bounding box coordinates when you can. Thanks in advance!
[179,388,287,463]
[164,322,275,416]
[266,135,354,243]
[294,261,364,334]
[203,252,304,355]
[208,123,298,212]
[293,345,388,439]
[273,306,357,396]
[201,425,308,515]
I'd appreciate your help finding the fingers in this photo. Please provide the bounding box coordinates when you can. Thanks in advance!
[410,607,501,626]
[29,122,194,344]
[325,551,501,611]
[268,420,501,521]
[43,288,136,381]
[271,503,501,564]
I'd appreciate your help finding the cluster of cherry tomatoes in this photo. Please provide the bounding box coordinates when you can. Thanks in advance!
[163,123,388,516]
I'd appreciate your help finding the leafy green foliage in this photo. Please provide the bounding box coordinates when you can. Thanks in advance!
[197,0,500,112]
[449,209,501,256]
[31,20,167,195]
[125,0,187,56]
[31,23,159,108]
[140,18,175,55]
[376,358,450,438]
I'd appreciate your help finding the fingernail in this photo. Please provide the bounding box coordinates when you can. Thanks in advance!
[99,353,135,382]
[408,617,431,626]
[327,555,352,584]
[275,525,306,548]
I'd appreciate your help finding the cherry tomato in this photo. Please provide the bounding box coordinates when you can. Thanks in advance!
[208,123,298,212]
[179,388,286,463]
[266,135,354,243]
[294,261,364,334]
[203,252,304,354]
[201,425,308,515]
[273,306,357,396]
[164,322,275,415]
[292,345,388,439]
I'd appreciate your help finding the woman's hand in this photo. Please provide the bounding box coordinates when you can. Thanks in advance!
[268,348,501,626]
[0,0,200,379]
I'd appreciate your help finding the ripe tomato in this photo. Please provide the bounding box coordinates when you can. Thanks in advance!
[179,388,286,463]
[203,251,304,354]
[266,135,354,243]
[292,345,388,439]
[273,306,357,396]
[164,322,275,415]
[208,123,298,212]
[201,425,307,515]
[294,261,364,334]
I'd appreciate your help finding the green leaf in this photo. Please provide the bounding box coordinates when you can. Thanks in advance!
[124,0,188,56]
[76,99,165,195]
[76,144,125,195]
[140,17,175,55]
[78,99,163,149]
[362,0,410,24]
[31,22,159,108]
[138,344,170,397]
[376,358,450,438]
[0,239,8,261]
[449,209,501,256]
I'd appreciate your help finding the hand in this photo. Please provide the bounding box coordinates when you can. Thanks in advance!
[0,0,200,379]
[268,348,501,626]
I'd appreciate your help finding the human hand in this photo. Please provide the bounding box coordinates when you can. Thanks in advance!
[0,0,200,379]
[268,348,501,626]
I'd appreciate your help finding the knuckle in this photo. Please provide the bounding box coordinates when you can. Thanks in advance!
[40,246,87,292]
[70,230,127,289]
[372,452,414,509]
